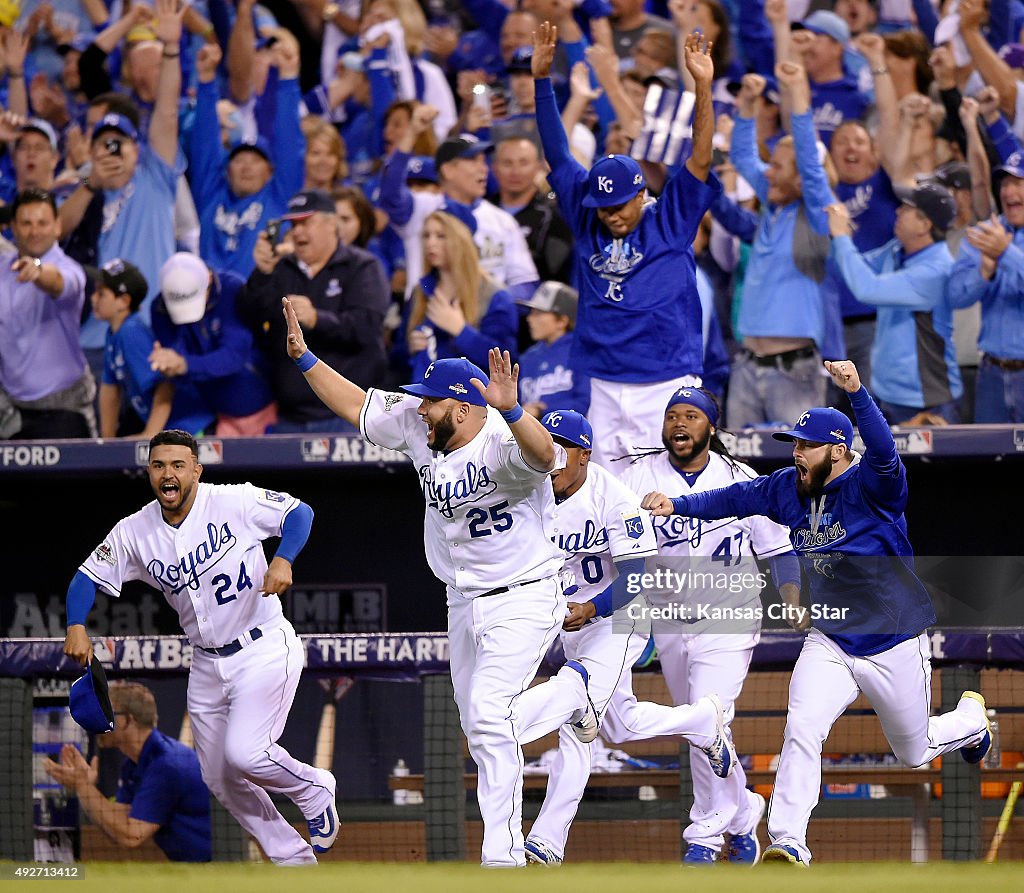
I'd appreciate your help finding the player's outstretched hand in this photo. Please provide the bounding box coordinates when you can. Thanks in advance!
[471,347,519,411]
[532,20,558,79]
[683,31,714,87]
[823,359,861,393]
[260,556,293,597]
[641,491,675,516]
[282,296,308,361]
[64,625,93,667]
[563,601,597,632]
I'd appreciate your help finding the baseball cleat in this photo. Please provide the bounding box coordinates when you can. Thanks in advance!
[699,694,737,779]
[958,691,992,764]
[760,844,806,866]
[726,792,765,864]
[682,843,718,864]
[524,838,563,865]
[307,771,340,853]
[564,659,600,744]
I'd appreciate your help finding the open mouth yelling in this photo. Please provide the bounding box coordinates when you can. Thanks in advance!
[795,460,809,483]
[670,430,692,450]
[159,480,181,501]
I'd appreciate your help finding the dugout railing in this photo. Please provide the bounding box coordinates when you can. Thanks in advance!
[1,631,1022,864]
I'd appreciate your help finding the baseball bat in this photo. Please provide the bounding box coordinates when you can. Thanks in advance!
[985,776,1022,863]
[179,710,194,749]
[315,677,354,770]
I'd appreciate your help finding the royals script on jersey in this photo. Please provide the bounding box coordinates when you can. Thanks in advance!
[360,390,564,597]
[80,483,299,647]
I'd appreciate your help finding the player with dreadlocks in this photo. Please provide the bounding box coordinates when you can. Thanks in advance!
[619,386,804,864]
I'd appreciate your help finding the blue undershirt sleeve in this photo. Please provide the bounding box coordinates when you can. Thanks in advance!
[274,502,314,564]
[66,571,98,626]
[589,557,646,617]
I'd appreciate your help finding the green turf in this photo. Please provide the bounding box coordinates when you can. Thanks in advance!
[9,862,1022,893]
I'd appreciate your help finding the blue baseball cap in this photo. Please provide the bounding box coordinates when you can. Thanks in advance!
[91,112,138,143]
[541,410,593,449]
[998,151,1024,179]
[228,135,272,163]
[406,155,437,183]
[69,657,115,734]
[772,407,854,446]
[582,154,646,208]
[792,10,850,44]
[402,358,489,406]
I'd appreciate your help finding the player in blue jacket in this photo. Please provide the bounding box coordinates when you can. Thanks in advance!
[532,23,720,471]
[642,359,993,866]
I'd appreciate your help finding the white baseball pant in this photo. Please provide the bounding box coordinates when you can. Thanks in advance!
[447,577,589,867]
[654,629,763,851]
[187,620,334,865]
[527,615,721,859]
[768,630,990,863]
[587,374,702,473]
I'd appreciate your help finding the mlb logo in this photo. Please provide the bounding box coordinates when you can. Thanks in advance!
[199,441,224,464]
[904,430,932,455]
[302,438,330,461]
[623,514,645,540]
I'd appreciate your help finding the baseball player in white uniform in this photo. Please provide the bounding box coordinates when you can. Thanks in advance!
[63,429,337,866]
[620,387,802,864]
[282,298,599,867]
[523,410,737,865]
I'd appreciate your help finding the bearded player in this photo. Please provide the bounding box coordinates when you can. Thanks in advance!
[643,362,992,865]
[523,410,737,865]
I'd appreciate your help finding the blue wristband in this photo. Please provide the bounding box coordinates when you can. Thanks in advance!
[294,350,319,373]
[500,404,524,424]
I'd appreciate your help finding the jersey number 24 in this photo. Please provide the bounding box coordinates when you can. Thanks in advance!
[212,562,253,605]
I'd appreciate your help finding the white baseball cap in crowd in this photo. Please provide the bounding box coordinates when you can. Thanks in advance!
[160,253,210,325]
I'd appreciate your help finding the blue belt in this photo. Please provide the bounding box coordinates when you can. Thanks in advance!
[199,626,263,657]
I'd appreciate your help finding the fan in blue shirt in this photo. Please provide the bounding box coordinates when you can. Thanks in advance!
[45,682,211,862]
[516,281,590,418]
[641,359,992,866]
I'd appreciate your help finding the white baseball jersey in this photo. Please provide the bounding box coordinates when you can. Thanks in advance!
[80,482,298,647]
[360,389,564,597]
[553,463,658,603]
[620,451,792,608]
[395,192,539,297]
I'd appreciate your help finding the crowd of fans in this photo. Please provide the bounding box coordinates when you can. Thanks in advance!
[3,0,1024,443]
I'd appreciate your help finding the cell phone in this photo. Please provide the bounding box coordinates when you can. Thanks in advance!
[472,83,491,112]
[265,218,282,245]
[105,138,123,158]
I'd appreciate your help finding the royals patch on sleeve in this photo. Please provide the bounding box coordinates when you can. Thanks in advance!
[93,542,116,566]
[622,513,645,539]
[260,490,287,503]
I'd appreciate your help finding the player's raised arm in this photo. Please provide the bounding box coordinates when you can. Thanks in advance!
[643,476,776,522]
[283,296,367,426]
[684,31,715,183]
[471,348,558,471]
